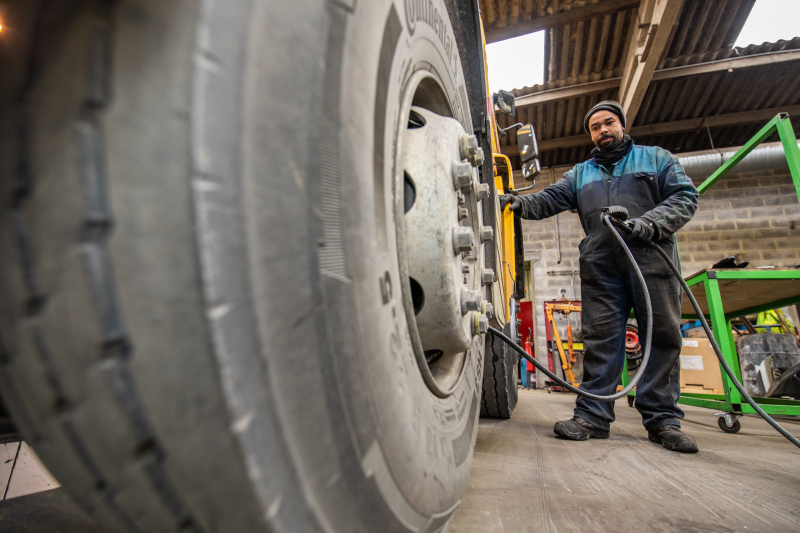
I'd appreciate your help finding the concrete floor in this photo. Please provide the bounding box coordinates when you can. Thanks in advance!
[450,389,800,533]
[2,390,798,532]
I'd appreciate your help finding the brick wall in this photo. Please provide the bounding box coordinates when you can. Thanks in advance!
[515,167,585,387]
[514,167,800,387]
[676,169,800,275]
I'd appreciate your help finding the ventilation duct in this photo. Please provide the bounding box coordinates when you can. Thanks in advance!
[677,141,800,180]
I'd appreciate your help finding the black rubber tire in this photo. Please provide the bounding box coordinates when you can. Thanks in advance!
[0,2,482,532]
[627,395,635,408]
[718,417,742,434]
[480,301,519,418]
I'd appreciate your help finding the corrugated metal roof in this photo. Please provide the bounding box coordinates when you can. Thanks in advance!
[485,0,754,93]
[489,0,798,169]
[543,4,637,87]
[635,43,800,155]
[665,0,754,58]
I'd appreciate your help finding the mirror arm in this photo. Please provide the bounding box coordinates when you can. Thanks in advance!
[512,182,536,194]
[497,122,524,138]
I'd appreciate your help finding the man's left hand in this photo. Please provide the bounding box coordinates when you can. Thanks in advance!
[629,218,656,245]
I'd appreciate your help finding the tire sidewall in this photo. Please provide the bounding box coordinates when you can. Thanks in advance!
[331,0,481,513]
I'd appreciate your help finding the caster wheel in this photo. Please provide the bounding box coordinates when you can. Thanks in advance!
[547,387,552,394]
[718,416,741,433]
[627,396,635,408]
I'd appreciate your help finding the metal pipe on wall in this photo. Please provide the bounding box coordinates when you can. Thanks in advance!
[555,214,562,264]
[677,140,800,179]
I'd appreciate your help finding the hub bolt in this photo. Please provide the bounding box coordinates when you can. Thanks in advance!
[452,227,474,254]
[481,269,495,285]
[473,312,489,336]
[480,226,494,243]
[452,161,473,191]
[476,183,490,200]
[481,301,494,319]
[458,207,469,220]
[460,287,481,315]
[460,134,479,160]
[462,264,470,273]
[471,147,485,168]
[457,190,466,205]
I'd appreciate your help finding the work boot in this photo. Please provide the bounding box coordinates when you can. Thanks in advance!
[553,417,609,441]
[648,424,698,453]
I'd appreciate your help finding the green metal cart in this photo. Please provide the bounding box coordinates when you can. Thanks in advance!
[621,113,800,433]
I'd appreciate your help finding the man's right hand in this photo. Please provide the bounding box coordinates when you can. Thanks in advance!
[499,194,522,213]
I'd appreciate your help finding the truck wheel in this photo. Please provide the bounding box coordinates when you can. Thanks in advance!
[480,302,519,418]
[0,1,486,532]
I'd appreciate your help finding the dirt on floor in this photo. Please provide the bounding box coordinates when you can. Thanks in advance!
[450,388,800,533]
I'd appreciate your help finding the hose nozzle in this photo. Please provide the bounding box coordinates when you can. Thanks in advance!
[602,206,633,233]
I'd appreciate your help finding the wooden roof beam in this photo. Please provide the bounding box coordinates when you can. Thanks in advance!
[500,104,800,156]
[618,0,685,126]
[484,0,640,44]
[512,48,800,109]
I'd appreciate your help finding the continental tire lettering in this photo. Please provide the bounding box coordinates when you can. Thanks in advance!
[404,0,458,75]
[380,271,392,305]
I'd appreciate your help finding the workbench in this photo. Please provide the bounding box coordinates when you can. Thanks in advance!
[622,268,800,431]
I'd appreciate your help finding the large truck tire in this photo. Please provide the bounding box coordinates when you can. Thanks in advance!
[0,1,485,532]
[480,302,519,418]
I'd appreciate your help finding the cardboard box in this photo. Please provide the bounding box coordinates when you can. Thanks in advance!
[679,338,724,395]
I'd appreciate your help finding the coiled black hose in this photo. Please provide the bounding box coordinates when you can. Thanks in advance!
[490,208,800,449]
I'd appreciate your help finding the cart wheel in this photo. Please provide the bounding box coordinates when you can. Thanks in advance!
[547,387,552,394]
[718,416,741,433]
[627,396,635,408]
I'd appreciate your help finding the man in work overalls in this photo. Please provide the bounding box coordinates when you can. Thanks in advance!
[502,100,700,453]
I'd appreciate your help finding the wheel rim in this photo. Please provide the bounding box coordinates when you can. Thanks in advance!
[393,71,493,397]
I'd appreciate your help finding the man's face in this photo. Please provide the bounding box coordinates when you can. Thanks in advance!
[589,110,624,152]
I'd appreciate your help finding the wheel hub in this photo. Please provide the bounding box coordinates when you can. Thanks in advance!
[403,105,494,391]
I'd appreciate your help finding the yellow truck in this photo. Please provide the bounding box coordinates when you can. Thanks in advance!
[0,1,539,531]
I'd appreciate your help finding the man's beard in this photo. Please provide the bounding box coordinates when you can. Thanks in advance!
[597,134,623,152]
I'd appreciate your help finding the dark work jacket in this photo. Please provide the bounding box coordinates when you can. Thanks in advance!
[517,142,699,276]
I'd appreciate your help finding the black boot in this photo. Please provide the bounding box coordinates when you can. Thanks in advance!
[648,424,698,453]
[553,417,610,441]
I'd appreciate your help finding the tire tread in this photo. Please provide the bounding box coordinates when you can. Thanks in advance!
[1,5,202,532]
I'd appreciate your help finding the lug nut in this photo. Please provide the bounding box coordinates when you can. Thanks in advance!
[460,287,481,315]
[482,301,494,319]
[516,319,522,328]
[452,227,474,254]
[452,161,473,191]
[462,264,470,274]
[471,147,485,168]
[458,207,469,220]
[482,269,495,285]
[457,190,466,205]
[473,312,489,336]
[480,226,494,243]
[476,182,490,200]
[460,134,478,160]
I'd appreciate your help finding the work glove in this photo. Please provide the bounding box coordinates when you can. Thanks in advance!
[499,194,522,214]
[628,217,656,245]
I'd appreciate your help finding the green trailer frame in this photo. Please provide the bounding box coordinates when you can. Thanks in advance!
[621,113,800,424]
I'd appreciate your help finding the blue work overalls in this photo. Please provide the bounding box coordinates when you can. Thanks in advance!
[518,143,699,431]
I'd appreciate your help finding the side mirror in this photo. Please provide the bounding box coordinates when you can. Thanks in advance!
[522,158,540,180]
[493,90,516,116]
[517,124,538,162]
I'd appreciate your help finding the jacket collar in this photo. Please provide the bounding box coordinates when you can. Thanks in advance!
[588,140,634,168]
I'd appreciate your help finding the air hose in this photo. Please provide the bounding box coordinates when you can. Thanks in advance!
[489,205,800,449]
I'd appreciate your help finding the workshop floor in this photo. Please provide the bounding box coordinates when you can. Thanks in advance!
[449,389,800,533]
